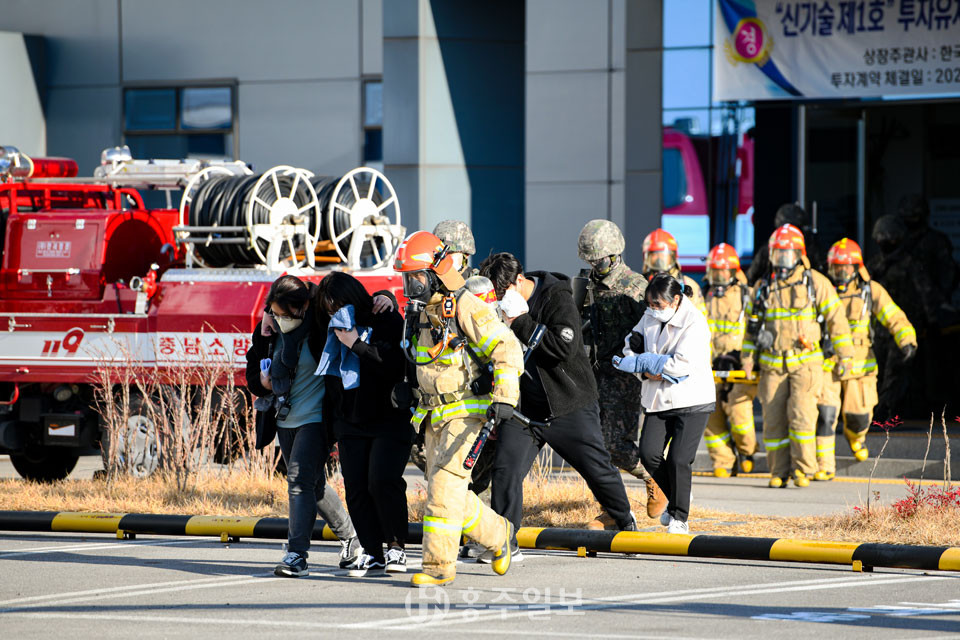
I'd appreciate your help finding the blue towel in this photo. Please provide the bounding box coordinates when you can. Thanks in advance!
[315,305,371,390]
[612,352,687,385]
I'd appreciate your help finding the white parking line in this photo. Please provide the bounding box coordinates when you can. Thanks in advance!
[361,574,954,630]
[0,538,197,559]
[0,612,710,639]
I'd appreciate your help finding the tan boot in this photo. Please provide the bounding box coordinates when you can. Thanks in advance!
[587,511,618,530]
[645,478,668,518]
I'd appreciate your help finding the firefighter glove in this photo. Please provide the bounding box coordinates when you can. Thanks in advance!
[486,402,514,424]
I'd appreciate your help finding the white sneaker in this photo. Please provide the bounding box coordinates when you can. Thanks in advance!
[666,518,689,535]
[660,510,672,527]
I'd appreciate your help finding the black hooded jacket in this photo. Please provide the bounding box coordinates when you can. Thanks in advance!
[509,271,598,421]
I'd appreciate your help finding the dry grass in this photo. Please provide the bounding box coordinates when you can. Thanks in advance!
[1,470,958,547]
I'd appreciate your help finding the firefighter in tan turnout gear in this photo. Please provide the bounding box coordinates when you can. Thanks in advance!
[394,230,522,587]
[642,228,708,316]
[815,238,917,480]
[742,224,855,488]
[702,243,758,477]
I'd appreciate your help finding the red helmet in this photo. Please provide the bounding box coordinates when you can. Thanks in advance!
[706,243,741,270]
[642,228,679,254]
[827,238,863,265]
[394,231,464,301]
[642,228,678,273]
[768,224,806,255]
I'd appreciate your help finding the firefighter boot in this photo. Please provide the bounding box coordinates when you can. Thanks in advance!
[491,519,513,576]
[740,455,754,474]
[793,469,810,488]
[844,412,872,463]
[645,478,668,518]
[815,404,839,480]
[411,573,455,587]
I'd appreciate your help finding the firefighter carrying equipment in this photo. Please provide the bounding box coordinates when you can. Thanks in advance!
[744,230,855,483]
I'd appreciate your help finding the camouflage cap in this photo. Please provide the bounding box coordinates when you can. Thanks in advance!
[872,214,907,245]
[578,219,625,262]
[432,220,476,255]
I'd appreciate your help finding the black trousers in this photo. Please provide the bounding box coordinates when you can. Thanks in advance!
[491,401,634,540]
[335,425,411,562]
[639,407,712,522]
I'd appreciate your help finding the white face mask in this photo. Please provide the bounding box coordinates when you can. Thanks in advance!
[499,288,529,319]
[275,316,303,333]
[645,305,676,323]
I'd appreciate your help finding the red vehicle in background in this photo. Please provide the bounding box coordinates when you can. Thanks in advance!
[662,125,755,273]
[0,145,405,481]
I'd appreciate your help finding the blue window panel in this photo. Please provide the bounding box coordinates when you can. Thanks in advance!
[125,89,177,131]
[364,81,383,127]
[125,133,231,161]
[663,0,713,48]
[181,87,232,130]
[663,48,711,109]
[364,128,383,163]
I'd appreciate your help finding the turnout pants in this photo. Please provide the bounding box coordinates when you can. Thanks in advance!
[422,414,509,579]
[816,373,878,474]
[704,383,757,471]
[757,361,822,479]
[492,402,634,536]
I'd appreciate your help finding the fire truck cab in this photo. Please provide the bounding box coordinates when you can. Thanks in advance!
[0,145,406,481]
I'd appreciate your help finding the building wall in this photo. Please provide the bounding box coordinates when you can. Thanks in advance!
[0,32,46,156]
[525,0,662,275]
[0,0,379,177]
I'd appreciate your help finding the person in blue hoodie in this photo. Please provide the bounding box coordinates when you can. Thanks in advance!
[316,272,412,578]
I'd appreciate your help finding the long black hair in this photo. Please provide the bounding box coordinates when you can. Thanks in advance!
[264,275,310,316]
[478,252,524,299]
[316,271,374,325]
[645,272,691,307]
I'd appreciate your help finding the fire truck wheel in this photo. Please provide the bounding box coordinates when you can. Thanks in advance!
[9,447,80,482]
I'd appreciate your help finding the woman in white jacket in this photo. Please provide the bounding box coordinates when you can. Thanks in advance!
[614,273,716,534]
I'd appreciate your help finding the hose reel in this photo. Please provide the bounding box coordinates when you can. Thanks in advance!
[176,165,402,271]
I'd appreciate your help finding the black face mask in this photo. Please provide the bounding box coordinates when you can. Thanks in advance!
[878,240,899,255]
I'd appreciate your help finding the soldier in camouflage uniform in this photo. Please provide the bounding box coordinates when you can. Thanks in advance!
[576,220,668,524]
[867,214,951,421]
[433,219,479,278]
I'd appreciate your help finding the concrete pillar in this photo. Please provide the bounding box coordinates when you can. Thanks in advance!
[383,0,524,261]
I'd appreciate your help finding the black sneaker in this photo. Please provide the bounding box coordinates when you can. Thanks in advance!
[478,542,524,564]
[347,553,386,577]
[339,536,364,569]
[385,546,407,573]
[459,541,486,560]
[275,551,308,577]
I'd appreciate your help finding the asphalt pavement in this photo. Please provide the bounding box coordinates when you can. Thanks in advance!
[1,531,958,639]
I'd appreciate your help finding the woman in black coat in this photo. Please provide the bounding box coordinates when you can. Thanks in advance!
[244,275,360,577]
[316,272,412,578]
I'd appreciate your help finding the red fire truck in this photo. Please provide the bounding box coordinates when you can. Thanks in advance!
[0,145,406,481]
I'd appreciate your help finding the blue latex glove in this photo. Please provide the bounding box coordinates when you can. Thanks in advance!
[259,358,272,373]
[612,354,640,373]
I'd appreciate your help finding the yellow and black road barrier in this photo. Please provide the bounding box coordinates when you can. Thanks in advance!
[2,510,958,573]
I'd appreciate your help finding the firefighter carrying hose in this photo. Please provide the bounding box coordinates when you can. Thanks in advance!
[702,243,758,478]
[394,231,522,587]
[814,238,917,479]
[743,224,855,488]
[642,228,707,316]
